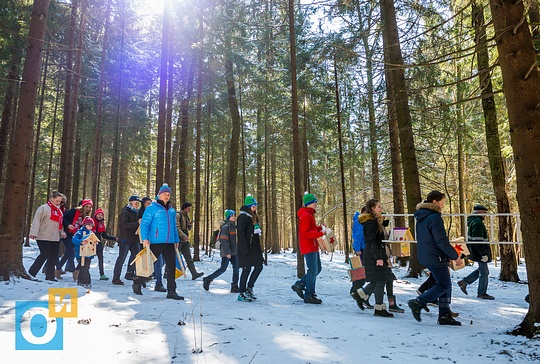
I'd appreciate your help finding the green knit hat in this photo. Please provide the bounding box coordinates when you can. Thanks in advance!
[224,209,236,220]
[244,194,258,207]
[303,192,318,207]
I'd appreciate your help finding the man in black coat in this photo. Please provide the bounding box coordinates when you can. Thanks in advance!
[112,195,141,285]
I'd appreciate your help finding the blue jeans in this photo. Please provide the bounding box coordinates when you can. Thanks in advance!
[113,240,140,280]
[206,255,239,284]
[57,234,76,272]
[296,252,321,297]
[154,254,164,285]
[463,261,489,295]
[417,265,452,315]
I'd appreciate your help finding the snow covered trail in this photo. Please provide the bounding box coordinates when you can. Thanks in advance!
[0,242,537,363]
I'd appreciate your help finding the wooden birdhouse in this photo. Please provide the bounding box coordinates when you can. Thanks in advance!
[80,232,99,257]
[130,247,157,277]
[390,227,412,257]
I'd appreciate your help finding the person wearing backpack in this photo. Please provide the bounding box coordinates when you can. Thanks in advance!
[202,210,239,293]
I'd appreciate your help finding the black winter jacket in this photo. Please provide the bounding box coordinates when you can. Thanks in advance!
[236,206,264,268]
[117,205,140,243]
[360,214,394,282]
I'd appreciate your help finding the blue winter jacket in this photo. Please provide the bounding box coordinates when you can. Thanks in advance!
[414,202,458,267]
[72,226,94,259]
[140,200,180,244]
[352,211,365,252]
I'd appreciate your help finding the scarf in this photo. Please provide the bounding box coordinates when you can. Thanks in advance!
[126,203,138,213]
[47,200,63,231]
[93,218,106,233]
[70,209,82,233]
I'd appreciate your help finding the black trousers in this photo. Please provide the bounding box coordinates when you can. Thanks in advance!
[29,240,60,280]
[149,243,177,292]
[96,242,105,276]
[77,257,92,285]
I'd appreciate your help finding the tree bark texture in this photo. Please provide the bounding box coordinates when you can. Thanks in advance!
[380,0,423,277]
[0,0,50,279]
[488,0,540,338]
[472,1,518,282]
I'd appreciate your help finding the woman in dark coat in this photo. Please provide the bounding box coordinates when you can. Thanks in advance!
[355,198,394,317]
[236,194,264,302]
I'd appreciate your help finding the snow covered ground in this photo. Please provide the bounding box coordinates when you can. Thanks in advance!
[0,241,537,363]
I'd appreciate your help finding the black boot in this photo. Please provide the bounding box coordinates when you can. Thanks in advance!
[203,277,211,291]
[291,283,305,299]
[154,282,166,292]
[374,304,394,317]
[350,291,365,310]
[167,291,184,300]
[192,272,204,280]
[438,313,462,326]
[132,282,142,295]
[230,283,239,293]
[408,299,425,322]
[388,295,405,313]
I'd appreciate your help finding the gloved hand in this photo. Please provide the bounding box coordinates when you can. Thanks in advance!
[481,255,488,262]
[253,223,262,235]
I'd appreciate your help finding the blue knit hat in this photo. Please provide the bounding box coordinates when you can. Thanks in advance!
[244,194,257,207]
[224,209,236,220]
[303,192,317,207]
[158,183,172,195]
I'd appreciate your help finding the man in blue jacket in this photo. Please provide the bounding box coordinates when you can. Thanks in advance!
[138,184,183,300]
[457,205,494,300]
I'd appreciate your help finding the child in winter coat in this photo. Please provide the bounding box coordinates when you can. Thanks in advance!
[202,210,239,293]
[72,217,96,288]
[93,208,118,280]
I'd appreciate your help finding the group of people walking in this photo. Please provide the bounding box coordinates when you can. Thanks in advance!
[28,186,499,316]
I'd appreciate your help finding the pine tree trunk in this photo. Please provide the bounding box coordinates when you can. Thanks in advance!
[178,56,196,204]
[0,0,50,279]
[488,0,540,338]
[381,0,423,277]
[193,14,204,262]
[0,24,23,197]
[288,0,305,277]
[47,77,62,196]
[57,0,78,205]
[25,49,50,247]
[165,34,174,185]
[224,38,242,210]
[473,1,519,282]
[91,0,112,206]
[156,0,171,190]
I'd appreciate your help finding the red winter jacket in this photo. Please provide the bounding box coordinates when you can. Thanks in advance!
[297,207,324,254]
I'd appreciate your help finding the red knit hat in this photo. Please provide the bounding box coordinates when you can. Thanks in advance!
[82,217,94,227]
[81,199,93,207]
[94,208,104,218]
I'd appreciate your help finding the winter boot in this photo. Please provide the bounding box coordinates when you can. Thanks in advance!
[374,303,394,317]
[100,274,109,280]
[154,282,167,292]
[237,292,253,302]
[124,272,135,281]
[291,283,305,299]
[350,291,365,310]
[408,299,425,322]
[449,310,459,318]
[192,272,204,280]
[457,280,468,295]
[246,287,257,300]
[364,295,375,309]
[230,283,239,293]
[73,270,80,282]
[203,277,211,291]
[55,270,64,280]
[112,279,124,285]
[388,295,405,313]
[437,313,462,326]
[304,295,322,304]
[132,282,143,295]
[477,293,495,300]
[166,291,184,300]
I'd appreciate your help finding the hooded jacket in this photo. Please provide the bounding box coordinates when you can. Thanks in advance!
[352,211,365,252]
[218,220,237,257]
[414,202,458,267]
[140,200,180,244]
[467,215,491,262]
[237,206,264,268]
[118,204,140,243]
[72,226,95,259]
[297,206,324,255]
